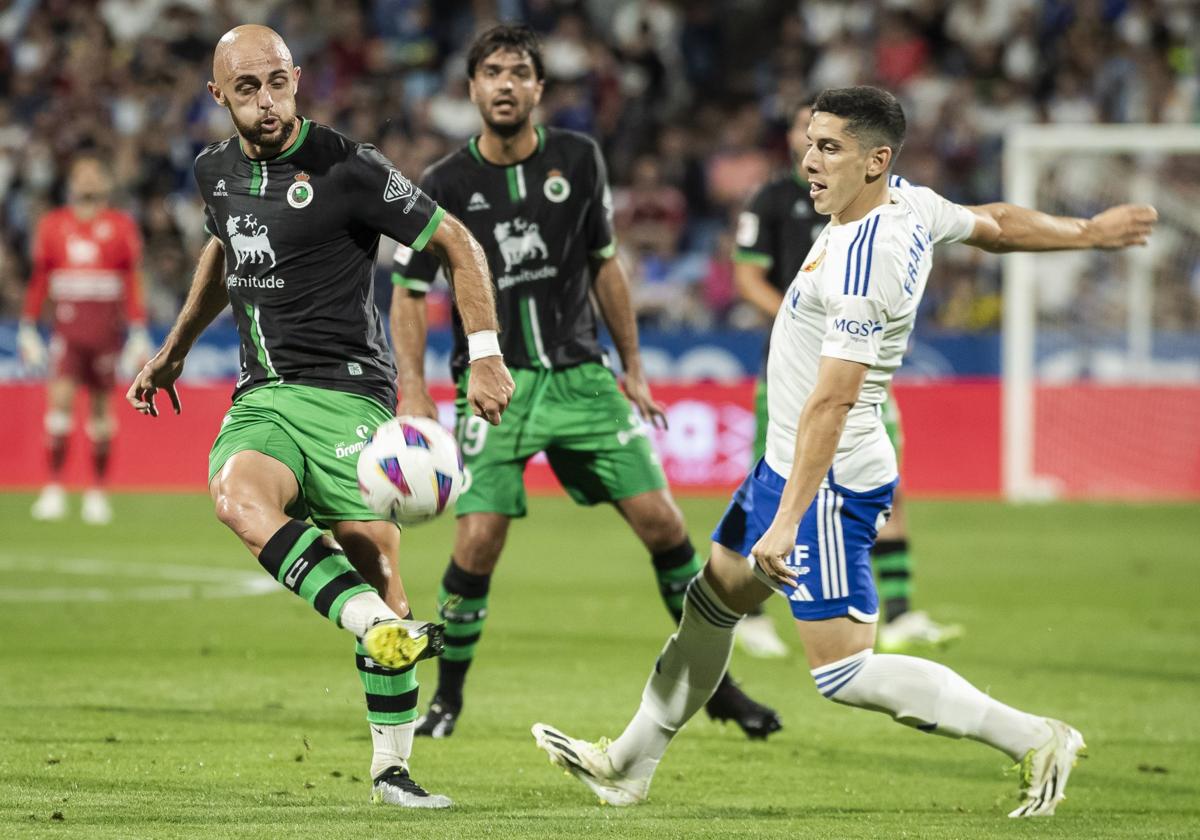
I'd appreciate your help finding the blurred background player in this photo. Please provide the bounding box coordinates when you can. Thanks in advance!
[392,24,780,741]
[18,155,151,525]
[733,104,959,654]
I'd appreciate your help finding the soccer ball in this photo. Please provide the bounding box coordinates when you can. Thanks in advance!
[356,416,465,526]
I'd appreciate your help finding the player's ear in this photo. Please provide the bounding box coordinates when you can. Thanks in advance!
[866,145,891,179]
[532,76,545,107]
[207,81,225,107]
[292,65,301,90]
[468,77,479,105]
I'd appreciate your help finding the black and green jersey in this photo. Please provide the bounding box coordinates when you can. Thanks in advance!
[392,126,615,379]
[194,118,444,409]
[733,170,822,294]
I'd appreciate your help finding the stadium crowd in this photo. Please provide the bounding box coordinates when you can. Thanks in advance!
[0,0,1196,331]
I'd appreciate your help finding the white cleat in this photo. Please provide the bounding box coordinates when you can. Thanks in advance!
[81,489,113,525]
[876,610,963,652]
[1009,719,1086,818]
[734,613,789,658]
[31,484,68,521]
[531,723,649,806]
[370,765,452,809]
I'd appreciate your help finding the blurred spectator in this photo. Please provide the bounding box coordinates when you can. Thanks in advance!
[0,0,1195,334]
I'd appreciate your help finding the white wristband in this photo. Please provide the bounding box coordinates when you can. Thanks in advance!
[467,330,501,362]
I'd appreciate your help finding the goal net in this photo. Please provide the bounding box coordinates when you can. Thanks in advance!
[1002,125,1200,500]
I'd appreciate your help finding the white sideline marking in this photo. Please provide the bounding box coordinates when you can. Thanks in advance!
[0,555,277,602]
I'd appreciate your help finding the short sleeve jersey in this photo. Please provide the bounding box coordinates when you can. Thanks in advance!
[765,176,976,491]
[392,126,615,379]
[733,170,822,294]
[194,118,444,408]
[23,207,144,347]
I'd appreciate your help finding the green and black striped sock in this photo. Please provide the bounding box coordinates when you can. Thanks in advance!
[356,637,419,725]
[873,538,912,622]
[257,520,375,626]
[652,539,704,624]
[434,560,490,709]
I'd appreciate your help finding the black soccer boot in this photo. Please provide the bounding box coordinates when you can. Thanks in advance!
[414,694,461,739]
[705,673,783,739]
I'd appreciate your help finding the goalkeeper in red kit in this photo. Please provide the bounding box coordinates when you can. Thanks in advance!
[19,155,150,524]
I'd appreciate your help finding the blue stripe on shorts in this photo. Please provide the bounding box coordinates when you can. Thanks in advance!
[712,459,895,621]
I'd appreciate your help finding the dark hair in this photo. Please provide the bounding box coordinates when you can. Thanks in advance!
[467,24,544,81]
[812,86,906,158]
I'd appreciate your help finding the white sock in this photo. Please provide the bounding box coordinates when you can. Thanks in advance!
[338,591,399,639]
[607,574,742,777]
[369,721,415,778]
[814,650,1053,760]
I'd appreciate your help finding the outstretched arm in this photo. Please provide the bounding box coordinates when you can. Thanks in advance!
[592,254,667,429]
[127,236,227,416]
[964,202,1157,253]
[426,213,513,425]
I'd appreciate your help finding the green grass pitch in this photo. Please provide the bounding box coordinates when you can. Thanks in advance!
[1,492,1197,838]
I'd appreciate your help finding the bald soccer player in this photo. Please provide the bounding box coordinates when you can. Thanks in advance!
[127,25,514,809]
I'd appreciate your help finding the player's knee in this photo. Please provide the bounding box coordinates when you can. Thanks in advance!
[85,414,115,441]
[628,493,687,552]
[44,410,73,437]
[809,649,874,705]
[212,490,265,539]
[453,519,506,574]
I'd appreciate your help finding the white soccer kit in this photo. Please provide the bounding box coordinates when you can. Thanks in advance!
[764,178,977,493]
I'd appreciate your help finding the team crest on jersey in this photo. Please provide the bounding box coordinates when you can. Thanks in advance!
[494,217,548,272]
[543,170,570,203]
[467,192,491,212]
[802,249,825,272]
[213,179,228,197]
[287,173,314,209]
[226,215,276,269]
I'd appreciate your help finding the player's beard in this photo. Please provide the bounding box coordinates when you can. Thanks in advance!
[483,106,532,139]
[230,107,296,153]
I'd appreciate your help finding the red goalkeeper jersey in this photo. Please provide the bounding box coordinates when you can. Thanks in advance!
[22,207,144,347]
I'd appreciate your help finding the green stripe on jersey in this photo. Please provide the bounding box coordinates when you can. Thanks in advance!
[505,166,520,202]
[248,162,262,196]
[732,248,773,267]
[245,303,278,378]
[391,272,432,292]
[590,241,617,260]
[273,118,311,162]
[468,136,484,164]
[410,206,445,252]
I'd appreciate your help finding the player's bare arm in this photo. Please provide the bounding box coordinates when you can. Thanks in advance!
[126,236,227,417]
[389,285,438,420]
[751,356,868,586]
[592,254,668,429]
[732,261,785,321]
[964,202,1158,253]
[426,212,514,425]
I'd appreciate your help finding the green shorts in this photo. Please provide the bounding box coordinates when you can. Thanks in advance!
[455,362,666,518]
[208,383,394,528]
[752,376,768,464]
[881,390,904,464]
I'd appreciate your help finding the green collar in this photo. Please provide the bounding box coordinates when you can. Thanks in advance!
[240,117,311,163]
[469,125,546,167]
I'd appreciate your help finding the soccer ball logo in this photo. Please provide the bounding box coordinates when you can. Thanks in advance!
[356,416,465,525]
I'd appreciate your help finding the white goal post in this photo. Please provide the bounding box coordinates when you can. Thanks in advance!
[1002,124,1200,501]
